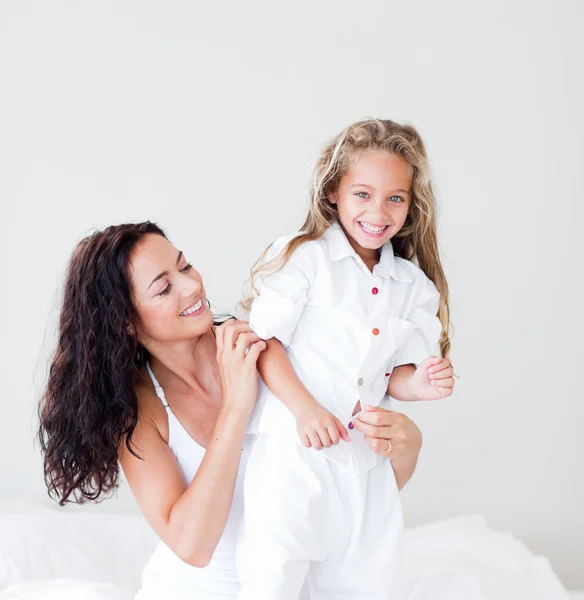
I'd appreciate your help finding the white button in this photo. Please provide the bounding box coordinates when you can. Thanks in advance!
[358,378,363,386]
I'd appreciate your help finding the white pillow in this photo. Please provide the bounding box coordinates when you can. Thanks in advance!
[0,580,129,600]
[0,511,157,593]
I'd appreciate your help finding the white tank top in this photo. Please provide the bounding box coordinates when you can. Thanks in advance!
[135,362,250,600]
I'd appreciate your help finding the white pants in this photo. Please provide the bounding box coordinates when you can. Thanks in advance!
[236,432,404,600]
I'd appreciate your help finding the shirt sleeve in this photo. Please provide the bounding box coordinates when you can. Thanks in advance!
[248,236,314,348]
[393,270,443,366]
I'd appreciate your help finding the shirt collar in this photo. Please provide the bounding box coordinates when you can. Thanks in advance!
[323,221,413,283]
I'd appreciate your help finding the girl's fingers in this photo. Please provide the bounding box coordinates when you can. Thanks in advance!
[299,432,311,448]
[317,427,333,448]
[428,358,450,374]
[326,423,341,446]
[307,430,323,451]
[334,418,351,443]
[430,367,453,380]
[432,377,454,388]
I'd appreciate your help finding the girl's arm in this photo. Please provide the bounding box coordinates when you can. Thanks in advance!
[257,338,351,448]
[120,321,265,567]
[256,338,317,418]
[388,357,454,401]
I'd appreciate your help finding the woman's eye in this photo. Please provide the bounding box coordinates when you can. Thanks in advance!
[180,263,193,273]
[355,191,369,199]
[389,195,403,203]
[159,283,173,296]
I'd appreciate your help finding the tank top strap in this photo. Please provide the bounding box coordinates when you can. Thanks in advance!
[146,361,171,411]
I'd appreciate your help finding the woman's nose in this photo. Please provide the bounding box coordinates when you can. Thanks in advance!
[180,275,201,296]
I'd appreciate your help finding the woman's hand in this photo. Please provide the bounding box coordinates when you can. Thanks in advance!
[352,405,422,489]
[352,405,420,459]
[215,319,266,416]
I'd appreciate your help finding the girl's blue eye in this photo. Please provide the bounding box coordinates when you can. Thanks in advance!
[389,196,403,203]
[355,192,370,199]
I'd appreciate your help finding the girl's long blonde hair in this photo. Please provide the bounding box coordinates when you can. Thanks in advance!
[242,118,451,358]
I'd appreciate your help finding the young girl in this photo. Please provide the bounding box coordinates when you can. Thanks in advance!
[236,118,454,600]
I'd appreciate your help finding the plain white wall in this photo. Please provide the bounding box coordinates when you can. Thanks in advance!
[1,0,583,589]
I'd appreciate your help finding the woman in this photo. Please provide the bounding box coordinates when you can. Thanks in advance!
[39,222,425,599]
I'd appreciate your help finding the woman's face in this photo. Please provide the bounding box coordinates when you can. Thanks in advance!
[130,234,214,347]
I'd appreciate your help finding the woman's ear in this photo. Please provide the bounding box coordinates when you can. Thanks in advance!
[328,192,338,205]
[127,324,135,336]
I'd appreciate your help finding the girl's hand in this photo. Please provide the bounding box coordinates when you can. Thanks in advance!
[296,402,351,450]
[351,406,421,461]
[409,356,455,400]
[215,320,267,416]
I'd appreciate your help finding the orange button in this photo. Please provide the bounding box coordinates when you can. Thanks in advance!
[372,328,380,335]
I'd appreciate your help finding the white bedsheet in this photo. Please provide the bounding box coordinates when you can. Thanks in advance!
[0,505,573,600]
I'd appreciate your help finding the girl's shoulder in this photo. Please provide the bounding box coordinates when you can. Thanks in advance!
[265,230,327,263]
[393,256,438,293]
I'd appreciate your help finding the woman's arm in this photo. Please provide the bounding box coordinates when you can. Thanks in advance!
[120,321,265,567]
[351,406,423,490]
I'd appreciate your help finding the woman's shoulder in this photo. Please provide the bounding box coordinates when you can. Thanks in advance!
[132,368,170,442]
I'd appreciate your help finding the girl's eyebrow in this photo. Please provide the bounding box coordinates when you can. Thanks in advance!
[349,183,410,195]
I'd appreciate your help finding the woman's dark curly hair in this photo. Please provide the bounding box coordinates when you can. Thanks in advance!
[38,221,167,505]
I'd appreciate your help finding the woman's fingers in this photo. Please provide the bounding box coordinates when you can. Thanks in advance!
[351,419,395,440]
[355,407,407,428]
[244,340,266,365]
[234,331,262,358]
[221,320,253,351]
[363,433,406,458]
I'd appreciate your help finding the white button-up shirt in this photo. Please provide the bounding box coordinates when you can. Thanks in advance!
[247,221,441,464]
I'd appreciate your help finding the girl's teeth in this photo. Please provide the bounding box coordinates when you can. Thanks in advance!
[181,298,203,316]
[360,222,387,234]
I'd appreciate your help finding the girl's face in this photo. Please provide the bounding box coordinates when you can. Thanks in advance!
[130,234,214,347]
[329,151,413,261]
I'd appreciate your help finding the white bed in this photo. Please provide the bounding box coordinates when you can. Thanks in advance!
[0,501,578,600]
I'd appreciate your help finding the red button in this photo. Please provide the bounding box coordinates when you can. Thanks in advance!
[385,372,391,377]
[372,287,379,295]
[372,328,380,335]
